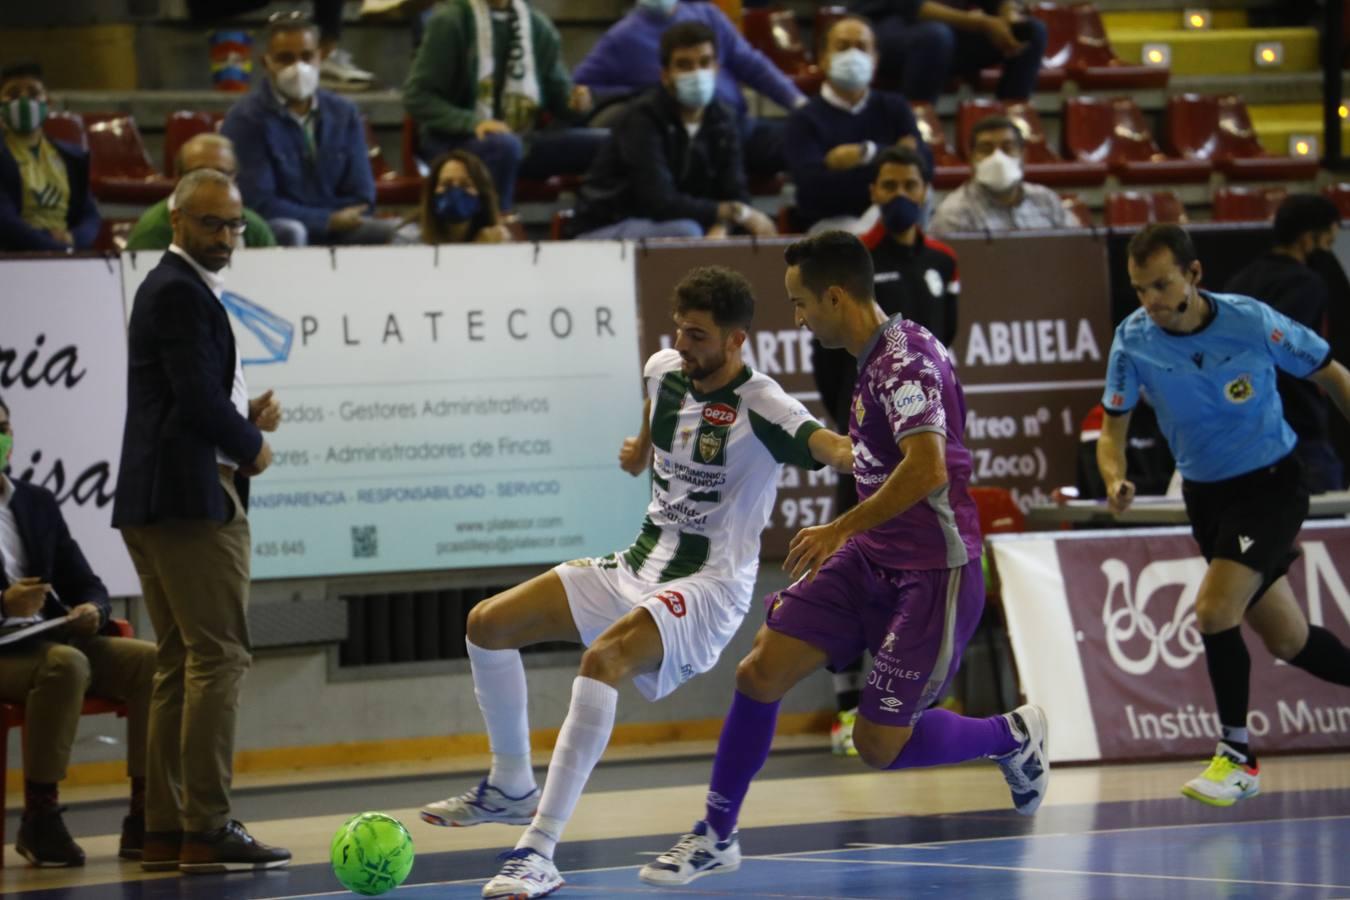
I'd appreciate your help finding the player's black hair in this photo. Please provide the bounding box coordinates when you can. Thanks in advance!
[784,231,875,302]
[969,115,1024,153]
[872,145,929,185]
[1128,223,1198,271]
[660,22,717,68]
[672,266,754,330]
[1273,194,1340,247]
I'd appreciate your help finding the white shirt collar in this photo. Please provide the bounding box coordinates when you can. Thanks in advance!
[821,82,870,115]
[168,244,226,299]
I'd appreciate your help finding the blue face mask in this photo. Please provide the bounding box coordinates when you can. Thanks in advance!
[673,69,716,110]
[881,195,923,233]
[433,187,481,224]
[637,0,678,15]
[828,49,874,93]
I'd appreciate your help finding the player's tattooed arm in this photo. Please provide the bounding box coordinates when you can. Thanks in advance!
[618,398,654,476]
[1097,410,1135,514]
[807,428,853,473]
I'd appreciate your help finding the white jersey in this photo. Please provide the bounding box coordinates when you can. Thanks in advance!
[621,348,825,597]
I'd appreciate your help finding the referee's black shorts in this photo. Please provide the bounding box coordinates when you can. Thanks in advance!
[1181,453,1308,606]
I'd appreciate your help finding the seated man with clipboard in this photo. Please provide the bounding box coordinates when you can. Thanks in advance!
[0,397,155,867]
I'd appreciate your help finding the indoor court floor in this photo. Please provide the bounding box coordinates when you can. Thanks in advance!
[3,741,1347,899]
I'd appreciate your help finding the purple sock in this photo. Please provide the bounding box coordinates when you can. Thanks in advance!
[704,691,779,839]
[887,709,1017,769]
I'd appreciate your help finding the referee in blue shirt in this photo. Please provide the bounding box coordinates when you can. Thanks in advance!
[1099,224,1350,807]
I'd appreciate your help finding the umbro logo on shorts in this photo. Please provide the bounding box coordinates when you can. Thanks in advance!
[1238,535,1254,554]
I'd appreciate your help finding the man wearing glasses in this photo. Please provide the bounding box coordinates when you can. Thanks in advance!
[0,62,101,252]
[113,168,290,874]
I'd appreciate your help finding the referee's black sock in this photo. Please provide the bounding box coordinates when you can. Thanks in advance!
[1202,626,1253,762]
[1289,626,1350,687]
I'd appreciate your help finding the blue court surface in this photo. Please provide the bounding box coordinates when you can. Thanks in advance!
[9,786,1350,900]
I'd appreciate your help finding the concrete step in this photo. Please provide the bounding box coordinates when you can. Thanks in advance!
[1248,103,1350,157]
[1102,10,1249,32]
[1109,27,1319,76]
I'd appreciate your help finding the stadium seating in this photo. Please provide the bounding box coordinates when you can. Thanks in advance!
[1032,2,1170,89]
[83,114,174,204]
[1164,94,1321,181]
[1324,183,1350,219]
[1103,190,1187,227]
[363,118,422,206]
[0,619,134,867]
[162,110,221,176]
[1063,96,1211,183]
[40,110,88,151]
[1061,193,1093,227]
[551,208,575,241]
[911,102,970,190]
[742,6,824,94]
[1212,185,1288,222]
[956,99,1108,187]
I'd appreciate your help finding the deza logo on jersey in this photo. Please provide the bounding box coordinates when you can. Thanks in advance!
[656,590,687,617]
[702,403,737,427]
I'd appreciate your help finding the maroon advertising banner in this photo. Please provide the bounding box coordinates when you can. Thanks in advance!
[993,522,1350,762]
[635,234,1114,558]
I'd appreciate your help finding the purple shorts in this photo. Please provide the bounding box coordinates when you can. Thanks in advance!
[764,540,984,728]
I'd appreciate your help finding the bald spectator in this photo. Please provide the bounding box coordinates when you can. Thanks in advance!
[928,115,1078,234]
[125,134,278,252]
[784,16,926,232]
[0,63,100,252]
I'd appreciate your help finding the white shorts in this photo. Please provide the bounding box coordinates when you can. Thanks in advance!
[554,555,750,701]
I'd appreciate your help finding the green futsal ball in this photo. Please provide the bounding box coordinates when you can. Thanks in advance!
[331,812,415,896]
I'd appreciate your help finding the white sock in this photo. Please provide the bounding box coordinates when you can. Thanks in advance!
[516,676,617,859]
[466,638,535,797]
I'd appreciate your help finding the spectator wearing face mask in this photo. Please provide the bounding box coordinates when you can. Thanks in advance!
[573,22,776,241]
[404,0,601,213]
[573,0,805,178]
[1226,195,1346,493]
[928,115,1078,234]
[125,134,277,251]
[221,12,397,247]
[852,0,1047,106]
[420,150,512,244]
[0,62,100,252]
[783,17,927,233]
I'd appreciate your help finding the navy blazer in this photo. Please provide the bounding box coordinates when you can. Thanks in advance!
[0,136,102,252]
[1,480,111,629]
[112,252,263,527]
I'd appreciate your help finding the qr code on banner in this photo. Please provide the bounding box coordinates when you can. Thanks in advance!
[351,525,378,559]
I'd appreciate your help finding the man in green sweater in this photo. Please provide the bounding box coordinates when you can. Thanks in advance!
[125,134,277,251]
[403,0,603,212]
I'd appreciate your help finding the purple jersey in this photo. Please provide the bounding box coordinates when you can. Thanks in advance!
[849,315,982,570]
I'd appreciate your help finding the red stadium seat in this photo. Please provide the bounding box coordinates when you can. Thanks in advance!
[1164,94,1320,182]
[550,208,575,241]
[742,6,824,94]
[515,174,583,205]
[1031,2,1170,89]
[748,171,787,197]
[1063,96,1211,183]
[0,619,134,867]
[969,486,1026,535]
[976,6,1070,93]
[363,117,422,206]
[911,102,970,190]
[163,110,222,176]
[1212,185,1288,222]
[83,113,174,204]
[1323,183,1350,219]
[1103,190,1186,227]
[41,110,87,152]
[956,99,1108,187]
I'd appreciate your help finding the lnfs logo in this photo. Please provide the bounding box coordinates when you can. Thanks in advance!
[220,291,294,365]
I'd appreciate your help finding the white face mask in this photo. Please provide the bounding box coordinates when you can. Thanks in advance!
[975,149,1022,193]
[828,49,874,93]
[274,61,319,102]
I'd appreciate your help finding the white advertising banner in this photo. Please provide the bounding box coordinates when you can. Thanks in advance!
[2,258,138,596]
[992,523,1350,763]
[123,244,650,580]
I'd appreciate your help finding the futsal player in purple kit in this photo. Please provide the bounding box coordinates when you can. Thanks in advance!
[641,231,1050,886]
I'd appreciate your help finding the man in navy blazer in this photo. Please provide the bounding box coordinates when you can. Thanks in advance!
[0,63,101,252]
[113,168,290,875]
[0,397,155,867]
[221,14,395,247]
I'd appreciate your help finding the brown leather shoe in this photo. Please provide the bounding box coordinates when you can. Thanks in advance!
[179,820,291,874]
[140,830,183,871]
